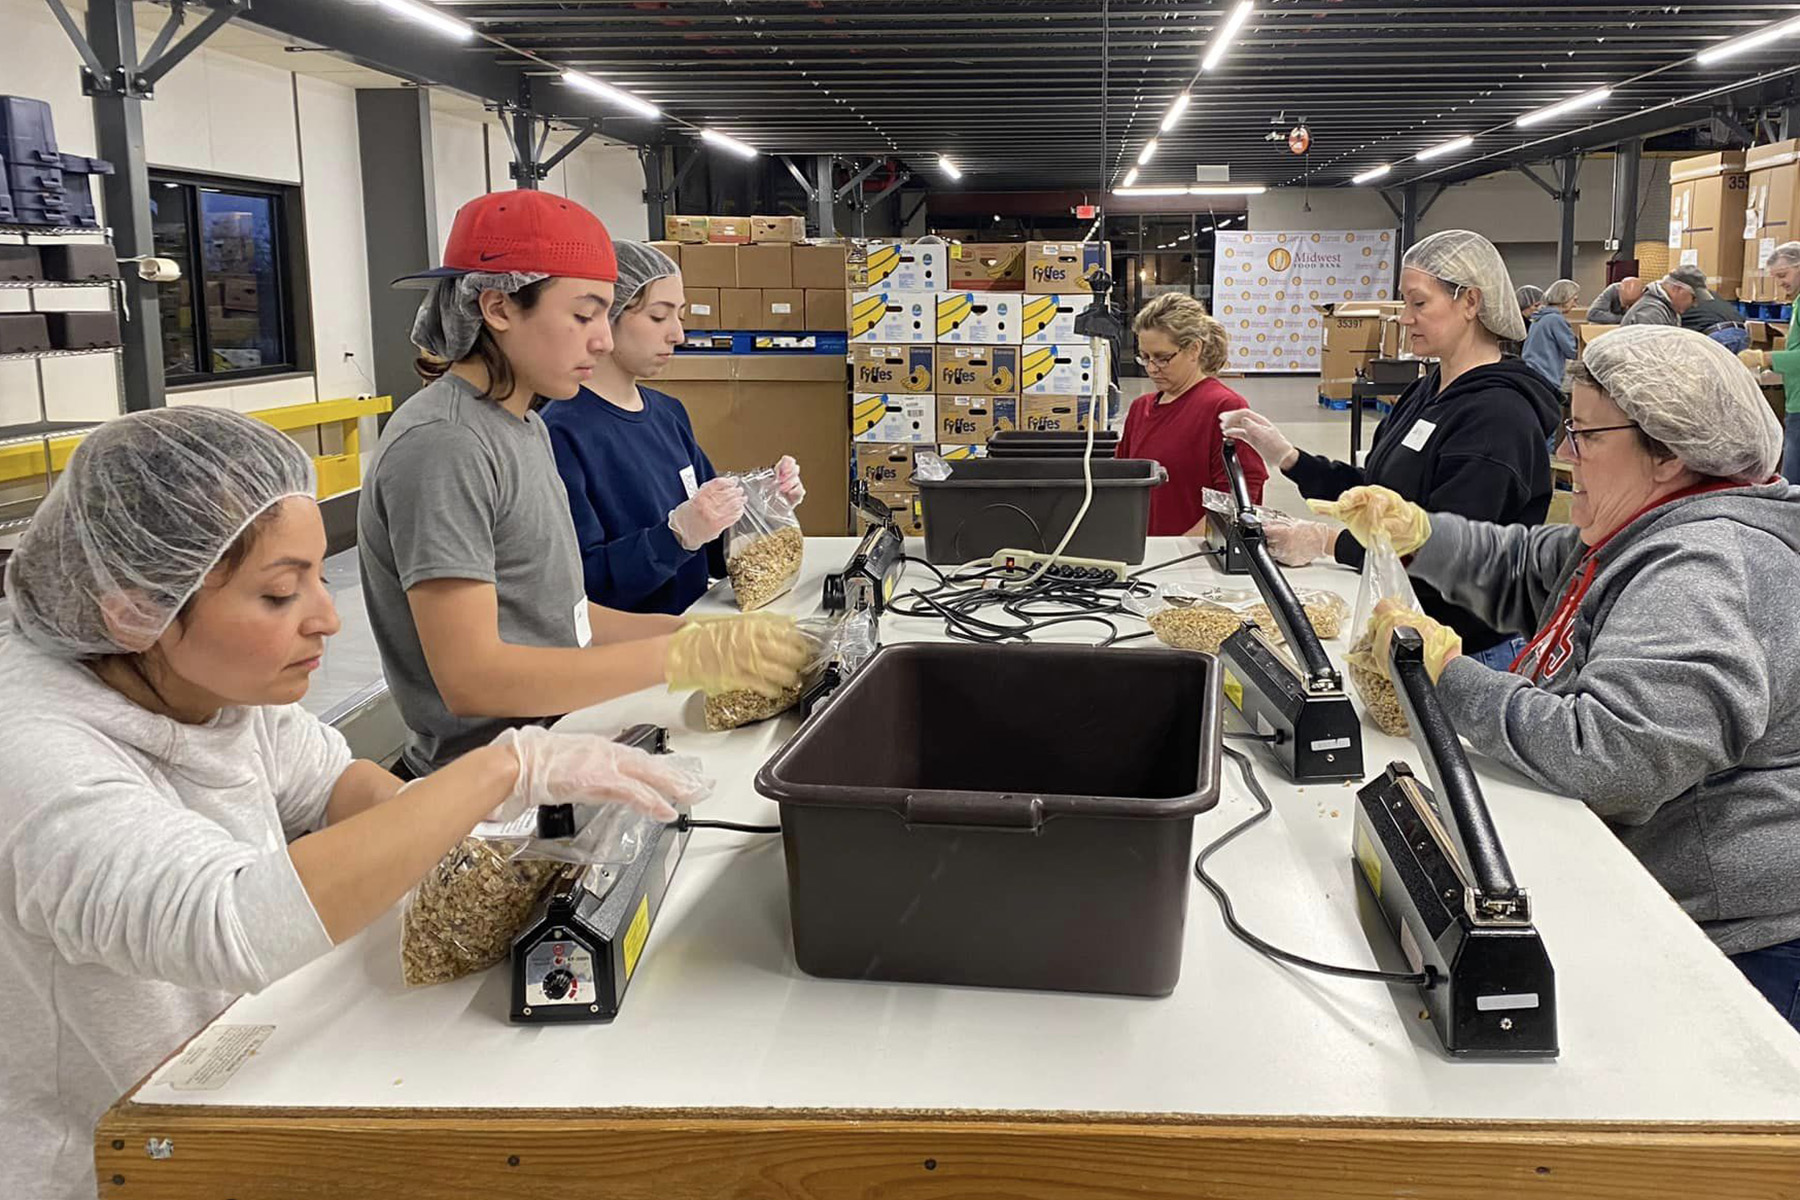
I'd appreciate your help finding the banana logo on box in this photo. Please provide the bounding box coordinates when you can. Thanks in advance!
[1022,295,1061,340]
[852,293,890,340]
[990,364,1016,391]
[908,364,933,390]
[937,293,976,338]
[852,394,893,438]
[865,244,903,286]
[1020,346,1057,389]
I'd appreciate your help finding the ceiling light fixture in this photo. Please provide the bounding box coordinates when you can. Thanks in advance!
[1137,138,1160,166]
[1202,1,1255,72]
[1515,86,1612,127]
[938,155,963,180]
[700,128,759,158]
[1415,135,1474,161]
[371,0,474,41]
[1123,166,1141,187]
[1696,14,1800,64]
[1351,164,1392,185]
[560,71,661,120]
[1160,91,1193,133]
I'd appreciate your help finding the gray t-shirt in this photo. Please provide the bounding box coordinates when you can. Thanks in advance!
[359,374,586,774]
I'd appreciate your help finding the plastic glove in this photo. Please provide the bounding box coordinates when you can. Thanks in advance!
[1308,485,1432,555]
[665,612,811,698]
[775,455,806,506]
[1370,599,1463,684]
[1219,409,1297,471]
[490,725,713,824]
[669,477,746,552]
[1264,518,1337,567]
[1739,348,1771,371]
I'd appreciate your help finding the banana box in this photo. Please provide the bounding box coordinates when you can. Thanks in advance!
[862,240,945,291]
[934,345,1021,396]
[851,290,935,343]
[1025,241,1108,294]
[937,443,990,461]
[1020,394,1097,432]
[851,344,936,393]
[1020,342,1109,395]
[949,242,1026,291]
[855,442,915,488]
[852,393,934,444]
[936,291,1022,344]
[1020,294,1088,344]
[937,395,1018,444]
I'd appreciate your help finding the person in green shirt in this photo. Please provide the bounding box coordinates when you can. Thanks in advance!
[1738,240,1800,482]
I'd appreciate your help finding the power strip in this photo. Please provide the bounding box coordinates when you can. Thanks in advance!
[989,549,1130,582]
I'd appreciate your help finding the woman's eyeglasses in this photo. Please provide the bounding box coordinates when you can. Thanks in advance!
[1560,417,1638,459]
[1135,350,1182,370]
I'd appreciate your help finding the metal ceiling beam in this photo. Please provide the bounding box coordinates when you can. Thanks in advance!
[1515,165,1561,200]
[1557,155,1582,280]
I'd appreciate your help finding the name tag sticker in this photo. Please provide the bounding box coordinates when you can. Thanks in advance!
[1401,419,1437,452]
[679,465,699,499]
[574,599,593,648]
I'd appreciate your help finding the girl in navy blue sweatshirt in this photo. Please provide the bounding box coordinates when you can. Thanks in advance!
[542,242,805,614]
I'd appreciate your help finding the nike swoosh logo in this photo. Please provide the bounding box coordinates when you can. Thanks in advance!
[478,252,507,262]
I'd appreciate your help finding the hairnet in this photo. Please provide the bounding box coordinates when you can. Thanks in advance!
[1544,278,1580,307]
[610,240,679,323]
[411,270,550,362]
[5,408,317,659]
[1516,284,1545,310]
[1580,325,1783,482]
[1403,229,1526,342]
[1664,265,1707,293]
[1768,240,1800,270]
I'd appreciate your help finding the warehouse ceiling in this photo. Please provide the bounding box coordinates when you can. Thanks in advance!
[415,1,1800,191]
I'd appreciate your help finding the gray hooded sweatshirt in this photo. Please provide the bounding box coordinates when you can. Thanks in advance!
[1409,481,1800,954]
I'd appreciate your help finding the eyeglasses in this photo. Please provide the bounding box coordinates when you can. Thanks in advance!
[1135,349,1185,370]
[1560,417,1638,460]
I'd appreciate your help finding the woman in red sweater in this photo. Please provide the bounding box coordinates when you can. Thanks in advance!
[1116,293,1268,534]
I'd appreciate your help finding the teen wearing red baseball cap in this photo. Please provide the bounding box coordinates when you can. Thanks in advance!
[359,191,809,778]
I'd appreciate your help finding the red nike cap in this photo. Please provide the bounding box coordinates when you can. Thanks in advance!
[393,190,617,286]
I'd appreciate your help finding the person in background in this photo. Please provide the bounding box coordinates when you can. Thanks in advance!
[359,191,808,778]
[1327,327,1798,1029]
[1221,229,1561,669]
[1523,278,1582,391]
[1516,283,1546,322]
[1681,284,1751,353]
[1586,275,1645,324]
[1118,292,1268,535]
[1621,266,1703,326]
[1738,239,1800,481]
[541,241,804,615]
[0,408,709,1200]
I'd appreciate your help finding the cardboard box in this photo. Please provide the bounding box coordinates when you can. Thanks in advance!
[1579,323,1623,348]
[683,287,721,328]
[949,242,1026,291]
[665,215,711,244]
[721,288,761,331]
[1742,140,1800,303]
[708,216,752,244]
[1019,343,1108,395]
[852,344,936,393]
[793,243,850,290]
[862,241,945,291]
[658,354,851,535]
[1020,293,1088,344]
[805,289,847,331]
[1747,319,1789,351]
[935,344,1022,395]
[760,288,804,331]
[937,394,1018,443]
[751,215,806,243]
[681,243,739,289]
[860,490,925,537]
[1317,303,1403,399]
[1019,394,1096,432]
[936,291,1023,344]
[936,443,990,461]
[220,275,258,313]
[855,442,915,488]
[736,243,793,289]
[1025,241,1108,294]
[852,393,935,444]
[647,241,683,269]
[851,290,935,343]
[1670,150,1750,299]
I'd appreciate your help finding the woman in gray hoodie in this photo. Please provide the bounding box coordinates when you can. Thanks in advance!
[1324,326,1799,1028]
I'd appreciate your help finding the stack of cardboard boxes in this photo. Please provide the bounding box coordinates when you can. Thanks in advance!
[1668,152,1751,300]
[656,215,848,333]
[848,239,1112,534]
[1317,301,1404,401]
[1742,141,1800,305]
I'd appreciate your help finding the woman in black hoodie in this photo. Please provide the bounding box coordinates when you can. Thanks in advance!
[1222,229,1562,669]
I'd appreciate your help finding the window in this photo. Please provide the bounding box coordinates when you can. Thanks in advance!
[150,172,309,385]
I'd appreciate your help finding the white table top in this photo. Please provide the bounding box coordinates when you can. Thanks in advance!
[132,538,1800,1123]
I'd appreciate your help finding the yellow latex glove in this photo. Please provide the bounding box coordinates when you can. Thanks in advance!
[1308,485,1432,555]
[666,613,811,698]
[1739,348,1770,372]
[1369,598,1463,684]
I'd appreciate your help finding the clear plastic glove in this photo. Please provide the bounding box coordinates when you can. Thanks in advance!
[669,477,746,552]
[1265,518,1338,567]
[775,455,806,506]
[1219,409,1297,471]
[1370,598,1463,683]
[1309,485,1432,555]
[1739,348,1770,371]
[489,725,713,824]
[665,612,811,698]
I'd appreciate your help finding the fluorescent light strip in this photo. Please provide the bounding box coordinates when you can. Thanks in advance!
[700,128,759,158]
[561,71,661,120]
[1351,164,1391,185]
[938,155,964,180]
[1160,92,1193,134]
[1515,86,1612,128]
[1696,14,1800,64]
[1123,166,1140,187]
[1202,1,1255,72]
[1113,186,1190,197]
[1111,184,1267,197]
[1137,138,1160,166]
[1415,135,1474,162]
[371,0,473,41]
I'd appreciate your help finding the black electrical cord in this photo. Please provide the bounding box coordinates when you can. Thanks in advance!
[674,817,781,835]
[887,554,1159,647]
[1194,745,1436,988]
[1128,548,1215,579]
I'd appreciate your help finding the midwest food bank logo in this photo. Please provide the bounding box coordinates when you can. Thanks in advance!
[1266,247,1293,272]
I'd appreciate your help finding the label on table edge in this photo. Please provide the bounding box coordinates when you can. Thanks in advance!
[622,894,651,981]
[162,1024,274,1091]
[1221,668,1244,710]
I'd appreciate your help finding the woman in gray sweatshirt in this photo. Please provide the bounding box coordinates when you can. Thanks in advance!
[1325,326,1799,1029]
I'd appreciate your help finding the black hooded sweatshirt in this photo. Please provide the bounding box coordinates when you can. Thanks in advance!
[1285,357,1563,655]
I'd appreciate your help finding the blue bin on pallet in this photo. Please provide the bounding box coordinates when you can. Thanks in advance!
[0,96,60,171]
[56,153,110,227]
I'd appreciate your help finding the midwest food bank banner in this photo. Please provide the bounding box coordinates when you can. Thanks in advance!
[1211,230,1398,373]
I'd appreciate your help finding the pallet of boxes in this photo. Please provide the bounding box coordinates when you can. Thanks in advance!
[652,215,854,536]
[849,239,1111,537]
[1743,139,1800,305]
[1316,301,1404,408]
[1668,150,1751,299]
